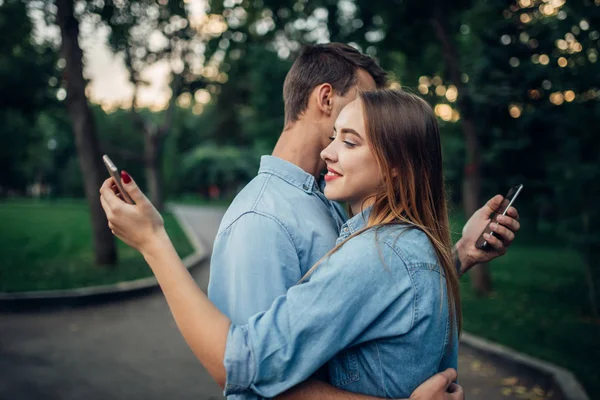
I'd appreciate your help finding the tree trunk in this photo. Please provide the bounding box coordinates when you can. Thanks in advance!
[56,0,117,266]
[145,133,164,211]
[431,1,491,294]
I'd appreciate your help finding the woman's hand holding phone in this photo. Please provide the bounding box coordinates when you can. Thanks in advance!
[99,170,165,254]
[102,155,134,204]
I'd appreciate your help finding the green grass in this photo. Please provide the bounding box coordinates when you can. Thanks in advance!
[0,199,194,292]
[450,214,600,395]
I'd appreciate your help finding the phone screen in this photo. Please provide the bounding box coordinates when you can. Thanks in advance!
[475,184,523,250]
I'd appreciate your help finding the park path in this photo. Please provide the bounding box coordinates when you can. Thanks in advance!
[0,205,549,400]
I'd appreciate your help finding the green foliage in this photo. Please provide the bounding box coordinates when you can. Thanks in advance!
[0,0,59,191]
[180,145,260,196]
[464,1,600,313]
[242,44,291,149]
[0,0,58,113]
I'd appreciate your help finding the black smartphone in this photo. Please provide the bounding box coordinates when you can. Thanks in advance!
[475,184,523,250]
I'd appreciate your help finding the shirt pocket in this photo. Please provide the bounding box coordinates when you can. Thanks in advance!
[329,347,361,387]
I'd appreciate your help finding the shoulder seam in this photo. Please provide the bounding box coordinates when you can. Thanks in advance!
[217,174,271,234]
[251,173,271,210]
[216,209,300,258]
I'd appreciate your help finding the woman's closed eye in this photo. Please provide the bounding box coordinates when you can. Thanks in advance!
[329,133,356,148]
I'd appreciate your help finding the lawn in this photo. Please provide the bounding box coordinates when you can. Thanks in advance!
[450,214,600,395]
[0,199,194,292]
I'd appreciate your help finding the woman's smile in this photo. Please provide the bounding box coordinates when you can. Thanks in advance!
[324,167,343,182]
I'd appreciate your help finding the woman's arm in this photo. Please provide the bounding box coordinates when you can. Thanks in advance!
[142,229,230,388]
[99,174,230,388]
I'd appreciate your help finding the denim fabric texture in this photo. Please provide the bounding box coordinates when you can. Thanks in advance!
[208,156,345,400]
[209,156,458,399]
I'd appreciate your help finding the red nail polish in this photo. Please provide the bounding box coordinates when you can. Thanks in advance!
[121,170,131,184]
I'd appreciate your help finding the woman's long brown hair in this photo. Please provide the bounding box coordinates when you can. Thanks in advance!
[302,89,461,334]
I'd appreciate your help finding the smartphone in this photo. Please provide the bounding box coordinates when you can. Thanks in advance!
[475,184,523,250]
[102,155,134,204]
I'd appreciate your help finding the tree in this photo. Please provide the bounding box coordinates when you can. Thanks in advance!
[88,0,220,210]
[468,0,600,315]
[55,0,117,265]
[0,0,58,193]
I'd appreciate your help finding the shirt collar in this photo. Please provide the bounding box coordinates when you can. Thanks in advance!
[258,156,317,193]
[339,206,372,238]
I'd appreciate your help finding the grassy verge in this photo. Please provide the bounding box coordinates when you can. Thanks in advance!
[0,199,194,292]
[450,214,600,395]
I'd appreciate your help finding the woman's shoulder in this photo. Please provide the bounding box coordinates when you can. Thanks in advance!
[362,224,441,269]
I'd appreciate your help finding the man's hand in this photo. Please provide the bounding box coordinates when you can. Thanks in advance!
[455,194,520,275]
[410,368,463,400]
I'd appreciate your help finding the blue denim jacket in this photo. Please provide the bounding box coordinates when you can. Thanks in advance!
[223,208,459,398]
[208,156,346,400]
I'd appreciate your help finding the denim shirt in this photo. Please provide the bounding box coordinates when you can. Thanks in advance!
[208,156,346,400]
[223,208,459,398]
[208,156,346,324]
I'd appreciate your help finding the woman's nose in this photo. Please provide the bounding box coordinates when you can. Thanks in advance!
[320,141,337,163]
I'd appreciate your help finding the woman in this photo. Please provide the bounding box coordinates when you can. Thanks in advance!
[100,89,461,398]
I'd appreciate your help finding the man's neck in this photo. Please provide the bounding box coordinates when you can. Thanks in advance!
[271,119,325,179]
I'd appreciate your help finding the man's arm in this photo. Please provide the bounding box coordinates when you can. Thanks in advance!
[279,381,388,400]
[453,194,521,276]
[278,369,464,400]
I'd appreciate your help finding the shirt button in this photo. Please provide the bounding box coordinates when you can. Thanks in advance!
[343,227,348,233]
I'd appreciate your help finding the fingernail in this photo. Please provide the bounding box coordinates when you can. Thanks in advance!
[121,170,131,184]
[483,233,490,239]
[490,222,497,231]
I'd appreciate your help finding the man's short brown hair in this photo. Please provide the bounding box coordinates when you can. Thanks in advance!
[282,43,388,125]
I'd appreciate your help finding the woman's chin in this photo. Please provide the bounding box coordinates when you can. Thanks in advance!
[323,188,345,202]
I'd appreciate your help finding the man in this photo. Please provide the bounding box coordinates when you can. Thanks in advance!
[208,43,520,399]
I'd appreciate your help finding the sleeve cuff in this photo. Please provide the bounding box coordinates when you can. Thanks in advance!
[224,324,256,396]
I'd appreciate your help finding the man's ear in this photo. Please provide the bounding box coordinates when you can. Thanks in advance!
[315,83,333,115]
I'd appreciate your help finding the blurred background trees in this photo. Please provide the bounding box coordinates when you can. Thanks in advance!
[1,0,599,306]
[2,0,599,391]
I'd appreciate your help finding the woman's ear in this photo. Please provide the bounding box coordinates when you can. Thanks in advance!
[391,168,399,178]
[316,83,333,115]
